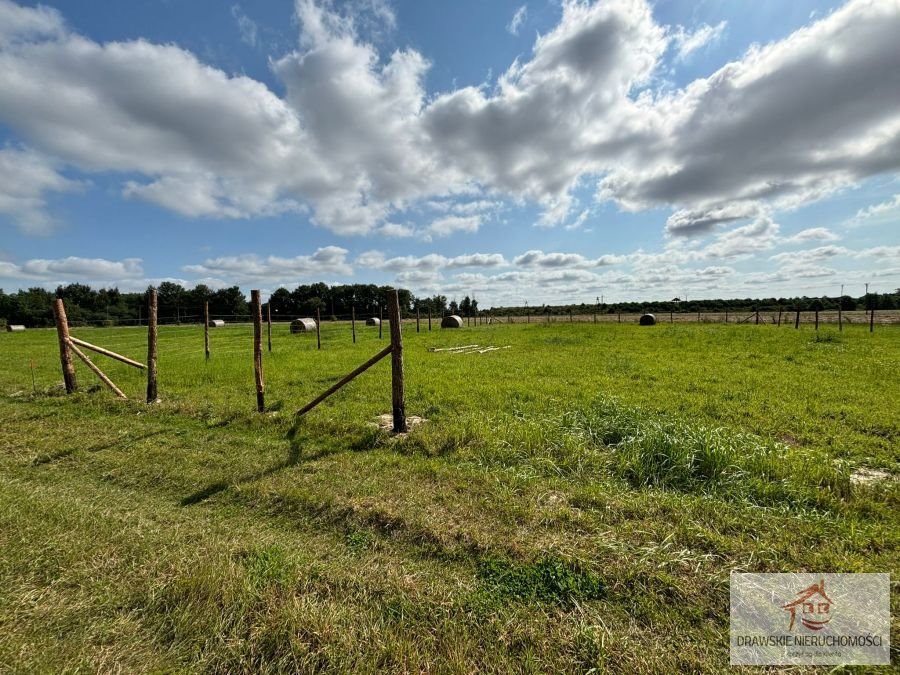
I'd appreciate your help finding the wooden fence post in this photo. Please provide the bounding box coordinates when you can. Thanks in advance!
[204,301,210,361]
[52,298,77,393]
[755,311,759,325]
[252,290,265,412]
[352,305,356,343]
[379,306,383,339]
[295,344,391,418]
[870,306,875,333]
[147,289,158,403]
[725,310,728,323]
[316,307,322,350]
[794,309,800,329]
[777,309,781,326]
[428,308,432,331]
[815,310,819,330]
[416,307,420,333]
[69,337,145,369]
[670,311,673,323]
[267,302,272,352]
[618,313,621,323]
[387,289,407,433]
[838,304,843,332]
[67,341,127,399]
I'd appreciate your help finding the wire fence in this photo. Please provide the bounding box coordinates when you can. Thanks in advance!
[51,307,900,329]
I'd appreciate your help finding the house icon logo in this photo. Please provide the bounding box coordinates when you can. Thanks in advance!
[782,578,833,631]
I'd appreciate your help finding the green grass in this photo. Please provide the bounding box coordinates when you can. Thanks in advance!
[0,321,897,672]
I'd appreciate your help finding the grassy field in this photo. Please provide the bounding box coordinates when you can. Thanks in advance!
[0,320,897,672]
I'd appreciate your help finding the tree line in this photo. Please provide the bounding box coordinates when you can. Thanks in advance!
[0,282,425,327]
[0,282,896,327]
[490,292,899,317]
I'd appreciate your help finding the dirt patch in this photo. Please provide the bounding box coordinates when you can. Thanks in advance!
[537,491,568,508]
[371,413,428,435]
[850,468,895,486]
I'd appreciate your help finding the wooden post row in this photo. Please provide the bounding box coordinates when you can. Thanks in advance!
[52,298,77,394]
[147,288,158,403]
[352,305,357,343]
[252,290,265,412]
[316,307,322,350]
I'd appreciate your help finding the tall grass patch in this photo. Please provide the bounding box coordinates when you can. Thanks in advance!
[574,396,851,507]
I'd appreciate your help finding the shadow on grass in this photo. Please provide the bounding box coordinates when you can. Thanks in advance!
[1,411,57,426]
[32,429,169,466]
[179,420,334,507]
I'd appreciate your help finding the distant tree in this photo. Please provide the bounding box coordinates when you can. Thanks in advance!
[428,294,448,314]
[188,284,214,314]
[269,287,294,316]
[16,287,55,326]
[303,296,325,314]
[210,286,248,317]
[156,281,187,322]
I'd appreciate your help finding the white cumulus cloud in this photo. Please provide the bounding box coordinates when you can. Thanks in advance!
[0,0,898,246]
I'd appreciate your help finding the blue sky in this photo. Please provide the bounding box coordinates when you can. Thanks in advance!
[0,0,898,305]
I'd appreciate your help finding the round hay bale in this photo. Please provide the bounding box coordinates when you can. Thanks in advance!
[639,313,656,326]
[441,315,464,328]
[290,318,317,333]
[366,317,380,326]
[208,319,225,328]
[6,325,26,332]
